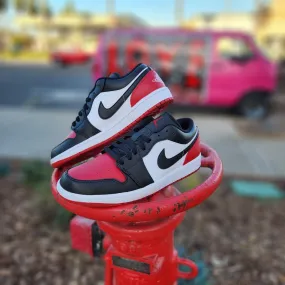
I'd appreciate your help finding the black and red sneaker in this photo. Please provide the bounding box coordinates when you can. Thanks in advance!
[51,63,173,168]
[56,112,201,205]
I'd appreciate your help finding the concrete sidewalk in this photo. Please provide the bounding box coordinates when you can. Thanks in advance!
[0,107,284,178]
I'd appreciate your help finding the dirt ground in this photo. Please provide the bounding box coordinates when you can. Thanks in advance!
[1,172,285,285]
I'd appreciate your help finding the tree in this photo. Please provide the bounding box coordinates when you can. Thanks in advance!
[0,0,7,12]
[14,0,27,13]
[81,11,92,19]
[255,1,270,27]
[61,0,76,15]
[40,0,52,17]
[27,0,39,15]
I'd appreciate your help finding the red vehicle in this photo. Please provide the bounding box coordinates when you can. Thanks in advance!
[51,48,92,67]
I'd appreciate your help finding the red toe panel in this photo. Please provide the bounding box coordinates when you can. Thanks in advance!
[68,154,126,182]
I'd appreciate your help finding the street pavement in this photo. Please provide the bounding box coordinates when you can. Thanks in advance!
[0,63,284,179]
[0,62,93,109]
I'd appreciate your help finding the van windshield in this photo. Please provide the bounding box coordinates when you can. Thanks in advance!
[216,36,254,61]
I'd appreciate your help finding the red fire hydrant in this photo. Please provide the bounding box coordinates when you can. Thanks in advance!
[52,143,223,285]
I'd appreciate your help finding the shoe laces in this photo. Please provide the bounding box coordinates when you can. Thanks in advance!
[72,97,92,127]
[104,116,153,165]
[105,134,151,165]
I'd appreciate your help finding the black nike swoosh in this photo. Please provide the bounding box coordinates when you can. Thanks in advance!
[98,69,149,120]
[157,131,199,169]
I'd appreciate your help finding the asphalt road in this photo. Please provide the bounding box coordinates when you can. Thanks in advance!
[0,63,94,109]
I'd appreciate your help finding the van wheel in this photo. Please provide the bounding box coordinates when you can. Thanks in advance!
[237,92,271,119]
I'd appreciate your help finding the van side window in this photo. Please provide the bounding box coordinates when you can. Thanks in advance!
[217,37,254,61]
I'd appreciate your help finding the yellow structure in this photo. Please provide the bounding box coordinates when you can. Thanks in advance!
[182,0,285,61]
[182,13,254,33]
[256,0,285,61]
[14,13,145,53]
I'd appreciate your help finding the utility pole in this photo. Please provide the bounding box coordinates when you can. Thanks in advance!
[175,0,184,25]
[106,0,115,16]
[224,0,232,12]
[255,0,264,9]
[39,0,46,15]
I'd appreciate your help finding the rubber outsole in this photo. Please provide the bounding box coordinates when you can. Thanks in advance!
[51,97,173,169]
[57,154,201,204]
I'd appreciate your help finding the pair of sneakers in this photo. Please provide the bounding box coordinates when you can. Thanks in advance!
[51,63,201,205]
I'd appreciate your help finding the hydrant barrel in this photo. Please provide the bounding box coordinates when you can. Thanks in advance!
[98,208,193,285]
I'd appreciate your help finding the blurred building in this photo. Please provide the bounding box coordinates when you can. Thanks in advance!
[182,0,285,62]
[182,13,254,33]
[13,13,146,53]
[256,0,285,61]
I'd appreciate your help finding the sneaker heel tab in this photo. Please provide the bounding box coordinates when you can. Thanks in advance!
[134,63,148,71]
[190,126,199,140]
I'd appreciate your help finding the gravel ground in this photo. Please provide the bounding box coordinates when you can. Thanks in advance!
[178,179,285,285]
[1,172,285,285]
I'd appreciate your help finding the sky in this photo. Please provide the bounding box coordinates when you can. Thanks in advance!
[49,0,258,26]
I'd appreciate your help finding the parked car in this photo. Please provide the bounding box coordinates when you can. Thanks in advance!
[92,29,277,118]
[51,48,92,67]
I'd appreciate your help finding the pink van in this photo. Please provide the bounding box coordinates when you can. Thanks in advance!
[92,29,277,118]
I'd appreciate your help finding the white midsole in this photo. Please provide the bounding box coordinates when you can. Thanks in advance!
[56,154,201,204]
[51,87,172,165]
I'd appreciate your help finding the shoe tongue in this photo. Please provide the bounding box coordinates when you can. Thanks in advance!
[88,73,120,103]
[109,72,120,79]
[132,112,179,140]
[133,116,153,131]
[106,116,153,156]
[152,112,180,130]
[93,73,119,92]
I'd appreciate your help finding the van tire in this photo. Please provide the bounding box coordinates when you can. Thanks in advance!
[237,91,271,119]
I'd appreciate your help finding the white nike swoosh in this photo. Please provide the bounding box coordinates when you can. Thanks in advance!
[143,137,197,181]
[94,67,148,109]
[87,67,148,131]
